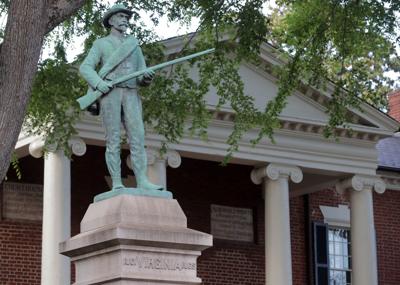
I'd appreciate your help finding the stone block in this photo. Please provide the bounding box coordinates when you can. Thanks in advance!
[60,195,212,284]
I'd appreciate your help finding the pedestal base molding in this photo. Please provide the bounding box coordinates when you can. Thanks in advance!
[60,195,212,285]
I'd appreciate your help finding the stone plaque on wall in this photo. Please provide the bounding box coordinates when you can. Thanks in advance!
[211,204,254,242]
[2,182,43,221]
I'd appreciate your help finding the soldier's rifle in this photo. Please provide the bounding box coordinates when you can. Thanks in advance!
[77,48,215,110]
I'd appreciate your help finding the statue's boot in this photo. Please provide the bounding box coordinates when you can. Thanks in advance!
[137,177,164,191]
[134,167,164,191]
[111,176,125,190]
[128,136,164,191]
[105,150,125,191]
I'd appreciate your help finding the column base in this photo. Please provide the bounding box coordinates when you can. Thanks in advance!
[60,195,212,285]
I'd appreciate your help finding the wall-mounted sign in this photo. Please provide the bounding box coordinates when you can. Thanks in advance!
[211,204,254,242]
[2,182,43,221]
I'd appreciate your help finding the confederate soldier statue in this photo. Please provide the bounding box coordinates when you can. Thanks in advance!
[79,4,163,192]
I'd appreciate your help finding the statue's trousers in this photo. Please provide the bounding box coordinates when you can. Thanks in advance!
[100,87,147,183]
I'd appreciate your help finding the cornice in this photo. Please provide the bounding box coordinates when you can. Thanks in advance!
[209,109,388,143]
[15,111,380,176]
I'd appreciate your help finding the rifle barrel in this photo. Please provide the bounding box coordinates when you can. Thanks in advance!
[113,48,215,85]
[77,48,215,110]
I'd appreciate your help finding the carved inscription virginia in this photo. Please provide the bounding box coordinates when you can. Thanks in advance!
[123,256,196,271]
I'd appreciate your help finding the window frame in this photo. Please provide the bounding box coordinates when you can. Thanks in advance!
[314,205,352,285]
[327,226,352,285]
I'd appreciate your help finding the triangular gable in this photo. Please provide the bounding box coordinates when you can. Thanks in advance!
[205,55,398,135]
[240,64,330,123]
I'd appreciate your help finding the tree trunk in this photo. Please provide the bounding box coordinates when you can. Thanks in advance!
[0,0,85,182]
[0,1,48,181]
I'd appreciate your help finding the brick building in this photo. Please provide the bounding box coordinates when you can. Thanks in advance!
[1,36,400,285]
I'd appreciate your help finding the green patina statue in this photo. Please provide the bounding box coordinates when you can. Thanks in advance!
[80,4,165,198]
[79,4,214,201]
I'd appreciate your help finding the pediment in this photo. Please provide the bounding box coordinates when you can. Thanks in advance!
[239,64,329,123]
[205,61,399,136]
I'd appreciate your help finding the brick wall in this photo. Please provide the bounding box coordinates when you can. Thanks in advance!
[290,196,309,285]
[1,155,44,285]
[0,221,42,285]
[168,157,265,285]
[388,90,400,122]
[374,190,400,285]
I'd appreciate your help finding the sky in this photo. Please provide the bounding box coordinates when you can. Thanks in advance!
[43,13,201,62]
[42,1,275,62]
[38,1,397,84]
[42,8,190,61]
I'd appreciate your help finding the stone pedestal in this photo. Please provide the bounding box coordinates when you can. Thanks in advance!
[60,195,212,285]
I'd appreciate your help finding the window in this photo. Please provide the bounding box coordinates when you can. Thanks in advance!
[328,228,351,285]
[313,224,352,285]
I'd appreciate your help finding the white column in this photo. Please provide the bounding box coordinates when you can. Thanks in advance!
[127,148,182,188]
[29,137,86,285]
[251,163,303,285]
[336,175,385,285]
[147,148,181,188]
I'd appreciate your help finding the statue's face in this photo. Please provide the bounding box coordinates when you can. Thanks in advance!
[108,12,130,33]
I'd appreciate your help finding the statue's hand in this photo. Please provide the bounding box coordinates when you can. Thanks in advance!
[96,80,113,94]
[143,69,155,82]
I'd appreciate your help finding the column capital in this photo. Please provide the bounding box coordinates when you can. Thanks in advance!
[28,137,86,158]
[147,147,182,168]
[126,148,182,170]
[251,163,303,185]
[29,137,45,158]
[335,175,386,194]
[68,137,87,156]
[29,137,55,158]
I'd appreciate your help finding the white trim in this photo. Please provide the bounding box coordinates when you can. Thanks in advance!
[320,204,350,227]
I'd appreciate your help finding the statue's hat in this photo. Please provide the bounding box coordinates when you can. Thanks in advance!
[102,4,133,28]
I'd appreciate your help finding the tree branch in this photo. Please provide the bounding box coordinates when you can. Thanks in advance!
[45,0,86,34]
